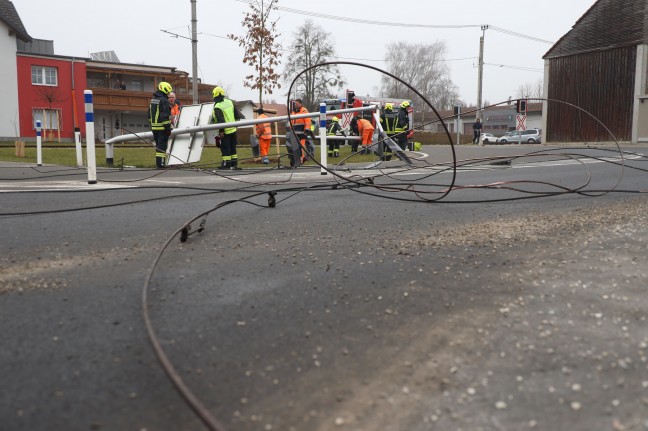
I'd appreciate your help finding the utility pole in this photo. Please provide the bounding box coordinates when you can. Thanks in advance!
[477,25,488,120]
[191,0,198,104]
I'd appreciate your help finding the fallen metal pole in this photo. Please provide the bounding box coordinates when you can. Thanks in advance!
[105,105,377,145]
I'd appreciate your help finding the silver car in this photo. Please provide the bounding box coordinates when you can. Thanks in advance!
[480,133,497,144]
[496,129,542,144]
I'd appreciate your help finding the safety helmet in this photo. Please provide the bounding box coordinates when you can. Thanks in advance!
[385,103,393,110]
[158,81,173,95]
[212,86,226,98]
[400,100,411,109]
[332,116,339,122]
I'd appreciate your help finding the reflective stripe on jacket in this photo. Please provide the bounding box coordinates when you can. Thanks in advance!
[149,90,171,131]
[327,122,341,136]
[213,98,236,134]
[290,106,311,132]
[381,111,399,135]
[256,114,272,139]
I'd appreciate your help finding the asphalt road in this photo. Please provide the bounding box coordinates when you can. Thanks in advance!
[1,144,648,431]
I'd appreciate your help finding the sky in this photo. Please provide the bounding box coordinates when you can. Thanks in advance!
[17,0,596,107]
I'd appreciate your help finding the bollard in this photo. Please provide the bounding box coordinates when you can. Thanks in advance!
[319,102,327,175]
[84,90,97,184]
[75,127,83,167]
[36,120,42,166]
[105,141,114,166]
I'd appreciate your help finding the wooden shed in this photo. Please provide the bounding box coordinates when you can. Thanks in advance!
[542,0,648,143]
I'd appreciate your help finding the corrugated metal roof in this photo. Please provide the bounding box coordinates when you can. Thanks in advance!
[0,0,31,42]
[545,0,647,59]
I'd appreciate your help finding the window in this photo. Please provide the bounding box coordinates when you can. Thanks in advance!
[31,66,58,86]
[32,108,61,130]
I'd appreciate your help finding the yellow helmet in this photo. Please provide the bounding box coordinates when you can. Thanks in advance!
[212,86,226,98]
[385,103,393,110]
[400,100,411,109]
[158,81,173,95]
[332,116,339,122]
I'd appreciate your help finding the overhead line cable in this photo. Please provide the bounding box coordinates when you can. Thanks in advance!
[233,0,553,43]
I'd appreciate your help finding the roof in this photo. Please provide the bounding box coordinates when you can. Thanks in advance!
[254,102,288,116]
[0,0,31,42]
[544,0,646,59]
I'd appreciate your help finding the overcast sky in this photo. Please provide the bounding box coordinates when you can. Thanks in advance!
[18,0,595,106]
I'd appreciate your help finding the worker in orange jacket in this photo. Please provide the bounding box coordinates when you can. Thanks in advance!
[169,92,182,128]
[290,99,311,164]
[351,116,375,154]
[255,107,272,164]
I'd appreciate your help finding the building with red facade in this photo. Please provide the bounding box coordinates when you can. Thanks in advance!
[16,50,88,140]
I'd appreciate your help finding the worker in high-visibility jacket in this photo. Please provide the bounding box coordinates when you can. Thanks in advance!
[351,116,375,154]
[211,87,243,170]
[326,116,343,158]
[289,99,311,164]
[148,81,173,169]
[255,107,272,164]
[380,103,399,161]
[395,100,411,150]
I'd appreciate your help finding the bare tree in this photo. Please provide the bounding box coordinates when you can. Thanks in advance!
[282,19,344,111]
[380,41,459,111]
[228,0,282,105]
[36,86,65,140]
[516,78,543,99]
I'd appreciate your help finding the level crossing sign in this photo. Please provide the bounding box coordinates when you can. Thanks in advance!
[516,115,527,131]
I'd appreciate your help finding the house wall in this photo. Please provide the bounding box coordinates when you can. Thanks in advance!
[0,22,20,139]
[17,55,87,140]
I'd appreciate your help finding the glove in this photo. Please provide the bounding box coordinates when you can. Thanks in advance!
[214,136,221,148]
[164,125,171,136]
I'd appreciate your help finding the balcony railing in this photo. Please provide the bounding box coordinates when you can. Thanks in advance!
[88,88,193,112]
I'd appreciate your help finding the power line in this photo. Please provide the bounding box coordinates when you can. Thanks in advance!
[233,0,554,44]
[489,26,553,44]
[483,62,544,72]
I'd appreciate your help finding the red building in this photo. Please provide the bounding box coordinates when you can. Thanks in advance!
[16,52,88,140]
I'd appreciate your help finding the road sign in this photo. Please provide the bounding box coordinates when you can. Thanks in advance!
[516,115,527,131]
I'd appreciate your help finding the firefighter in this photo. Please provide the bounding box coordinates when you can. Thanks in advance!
[326,116,343,158]
[149,81,173,169]
[290,99,311,164]
[351,116,375,154]
[211,87,243,170]
[395,100,411,150]
[255,107,272,164]
[380,102,399,161]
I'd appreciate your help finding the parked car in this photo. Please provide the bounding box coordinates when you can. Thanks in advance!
[496,129,542,144]
[480,133,497,144]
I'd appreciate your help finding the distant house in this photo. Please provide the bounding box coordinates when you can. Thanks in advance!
[16,45,88,140]
[543,0,648,143]
[0,0,31,139]
[85,57,190,141]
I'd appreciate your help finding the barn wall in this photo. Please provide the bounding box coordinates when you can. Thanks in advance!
[547,46,636,142]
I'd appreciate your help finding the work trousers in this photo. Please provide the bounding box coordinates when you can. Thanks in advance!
[153,130,169,167]
[220,132,238,168]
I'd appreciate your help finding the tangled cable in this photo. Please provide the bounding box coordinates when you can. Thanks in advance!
[3,62,648,431]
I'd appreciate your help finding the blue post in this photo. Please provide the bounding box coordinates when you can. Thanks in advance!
[36,120,42,166]
[84,90,97,184]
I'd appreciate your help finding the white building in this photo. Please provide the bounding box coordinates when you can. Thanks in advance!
[0,0,32,140]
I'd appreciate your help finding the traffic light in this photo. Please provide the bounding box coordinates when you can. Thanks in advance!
[346,90,355,105]
[453,105,461,116]
[516,99,527,114]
